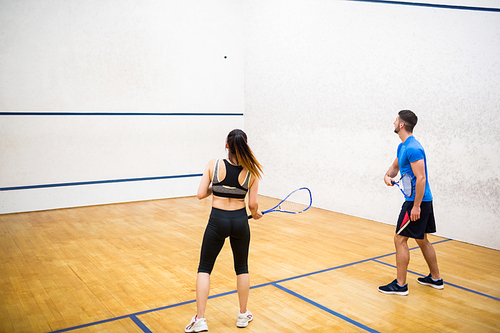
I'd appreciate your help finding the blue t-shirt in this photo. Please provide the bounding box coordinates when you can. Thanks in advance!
[397,136,433,202]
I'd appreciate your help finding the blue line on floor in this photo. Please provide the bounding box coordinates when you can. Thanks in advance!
[48,292,240,332]
[50,316,130,333]
[52,238,483,333]
[273,283,380,332]
[373,259,500,302]
[130,315,153,333]
[251,238,453,289]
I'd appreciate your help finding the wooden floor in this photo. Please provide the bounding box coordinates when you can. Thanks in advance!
[1,195,499,333]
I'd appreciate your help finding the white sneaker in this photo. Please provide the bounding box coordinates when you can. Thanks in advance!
[236,310,253,328]
[185,315,208,332]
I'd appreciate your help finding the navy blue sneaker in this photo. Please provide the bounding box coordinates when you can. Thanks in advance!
[378,279,409,295]
[417,274,444,289]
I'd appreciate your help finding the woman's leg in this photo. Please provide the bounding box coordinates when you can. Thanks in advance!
[236,273,250,313]
[196,273,210,318]
[230,210,251,313]
[196,209,229,318]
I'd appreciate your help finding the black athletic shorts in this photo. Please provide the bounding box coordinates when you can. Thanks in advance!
[396,201,436,239]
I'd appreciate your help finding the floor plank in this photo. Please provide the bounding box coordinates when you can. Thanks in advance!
[0,195,498,332]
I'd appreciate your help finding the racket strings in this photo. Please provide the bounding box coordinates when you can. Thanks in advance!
[278,190,311,213]
[279,199,308,213]
[401,174,413,197]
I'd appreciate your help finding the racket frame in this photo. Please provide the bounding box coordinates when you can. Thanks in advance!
[392,173,413,199]
[248,187,312,219]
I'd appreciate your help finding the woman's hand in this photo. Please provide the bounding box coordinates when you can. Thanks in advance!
[252,210,263,220]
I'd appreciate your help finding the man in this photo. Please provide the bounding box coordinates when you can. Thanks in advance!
[378,110,443,295]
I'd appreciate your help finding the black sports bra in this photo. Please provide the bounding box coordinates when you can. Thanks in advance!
[212,159,250,199]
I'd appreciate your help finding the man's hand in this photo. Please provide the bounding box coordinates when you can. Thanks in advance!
[385,158,399,186]
[410,205,421,221]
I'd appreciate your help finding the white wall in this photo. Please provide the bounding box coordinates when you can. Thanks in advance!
[2,0,499,250]
[245,0,500,249]
[0,0,244,213]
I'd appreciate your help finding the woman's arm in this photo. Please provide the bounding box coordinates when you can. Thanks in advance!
[247,176,262,219]
[197,160,214,200]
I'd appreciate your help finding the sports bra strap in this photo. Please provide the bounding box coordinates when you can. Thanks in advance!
[213,159,220,183]
[242,171,251,189]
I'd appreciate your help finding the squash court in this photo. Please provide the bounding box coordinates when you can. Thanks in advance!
[1,195,499,332]
[1,0,500,332]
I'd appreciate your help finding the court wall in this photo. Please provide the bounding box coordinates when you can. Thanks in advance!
[244,0,500,250]
[1,0,499,251]
[0,0,244,213]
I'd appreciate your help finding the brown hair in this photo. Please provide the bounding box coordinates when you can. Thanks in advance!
[227,129,263,179]
[398,110,418,133]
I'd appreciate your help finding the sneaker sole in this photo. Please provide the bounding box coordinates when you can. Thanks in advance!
[185,328,208,333]
[378,288,409,296]
[188,329,208,333]
[237,317,253,328]
[185,322,208,333]
[417,280,444,289]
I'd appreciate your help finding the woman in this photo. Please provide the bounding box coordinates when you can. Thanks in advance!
[185,129,263,332]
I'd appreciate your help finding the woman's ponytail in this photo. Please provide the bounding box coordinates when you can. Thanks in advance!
[227,129,263,179]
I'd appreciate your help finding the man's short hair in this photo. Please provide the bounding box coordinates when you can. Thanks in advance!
[398,110,418,133]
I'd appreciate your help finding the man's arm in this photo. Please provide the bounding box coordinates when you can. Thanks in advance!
[384,158,399,186]
[410,159,426,221]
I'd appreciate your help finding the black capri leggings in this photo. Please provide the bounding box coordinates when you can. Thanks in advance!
[198,207,250,275]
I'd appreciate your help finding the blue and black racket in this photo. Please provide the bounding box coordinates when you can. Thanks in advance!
[248,187,312,219]
[392,174,413,199]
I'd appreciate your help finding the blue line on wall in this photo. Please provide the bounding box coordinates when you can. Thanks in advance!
[0,174,203,191]
[0,112,243,116]
[347,0,500,12]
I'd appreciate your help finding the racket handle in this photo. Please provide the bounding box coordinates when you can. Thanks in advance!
[248,211,266,219]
